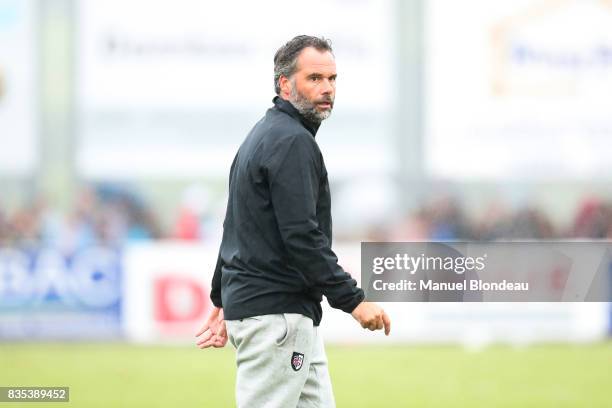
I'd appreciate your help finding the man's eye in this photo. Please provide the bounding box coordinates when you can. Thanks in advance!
[310,77,320,81]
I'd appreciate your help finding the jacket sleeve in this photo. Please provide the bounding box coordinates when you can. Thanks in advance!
[209,153,239,308]
[210,250,223,307]
[267,133,364,313]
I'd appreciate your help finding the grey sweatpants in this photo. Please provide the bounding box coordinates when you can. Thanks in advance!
[225,314,336,408]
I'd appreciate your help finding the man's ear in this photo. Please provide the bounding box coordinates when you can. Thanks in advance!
[279,75,292,98]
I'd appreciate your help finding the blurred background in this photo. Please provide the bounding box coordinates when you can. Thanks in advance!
[0,0,611,406]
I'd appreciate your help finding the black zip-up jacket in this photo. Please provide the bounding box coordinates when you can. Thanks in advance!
[210,96,364,326]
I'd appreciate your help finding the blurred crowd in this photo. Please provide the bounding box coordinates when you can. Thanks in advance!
[0,185,163,253]
[379,196,612,241]
[2,185,612,252]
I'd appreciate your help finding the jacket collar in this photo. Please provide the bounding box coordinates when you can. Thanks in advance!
[272,96,321,137]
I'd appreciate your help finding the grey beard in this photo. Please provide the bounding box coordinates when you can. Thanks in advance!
[289,85,332,123]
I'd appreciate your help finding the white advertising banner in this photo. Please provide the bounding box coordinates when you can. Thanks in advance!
[122,242,608,344]
[77,0,392,111]
[122,242,218,342]
[426,0,612,180]
[0,0,37,175]
[76,0,396,179]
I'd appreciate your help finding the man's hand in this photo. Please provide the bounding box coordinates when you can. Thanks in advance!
[195,306,228,348]
[351,302,391,336]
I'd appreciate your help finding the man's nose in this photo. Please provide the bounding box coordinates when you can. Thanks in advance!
[320,78,334,95]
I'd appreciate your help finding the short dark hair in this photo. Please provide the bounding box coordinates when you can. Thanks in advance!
[273,35,333,95]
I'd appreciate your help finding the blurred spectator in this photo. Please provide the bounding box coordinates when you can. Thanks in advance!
[386,209,430,241]
[0,207,7,244]
[474,201,511,240]
[92,184,162,244]
[509,207,555,239]
[57,187,97,253]
[424,195,472,240]
[571,198,612,238]
[174,185,215,241]
[475,205,555,240]
[1,195,46,248]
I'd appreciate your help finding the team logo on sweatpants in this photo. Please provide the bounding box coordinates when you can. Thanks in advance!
[291,352,304,371]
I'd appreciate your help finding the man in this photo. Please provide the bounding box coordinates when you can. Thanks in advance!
[196,35,391,408]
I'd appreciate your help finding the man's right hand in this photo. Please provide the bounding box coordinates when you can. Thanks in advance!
[351,302,391,336]
[195,306,228,348]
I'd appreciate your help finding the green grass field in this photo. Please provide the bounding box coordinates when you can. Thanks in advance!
[0,342,610,407]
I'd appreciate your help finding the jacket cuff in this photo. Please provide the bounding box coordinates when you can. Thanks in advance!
[341,289,365,314]
[210,293,223,308]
